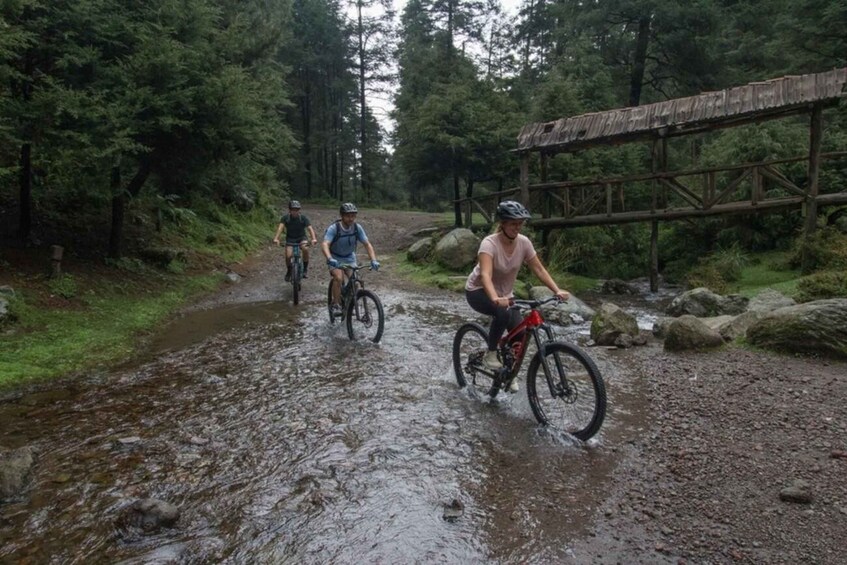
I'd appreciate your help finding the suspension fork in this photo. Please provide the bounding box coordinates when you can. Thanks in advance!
[534,325,567,397]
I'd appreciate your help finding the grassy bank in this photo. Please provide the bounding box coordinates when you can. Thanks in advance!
[0,205,273,389]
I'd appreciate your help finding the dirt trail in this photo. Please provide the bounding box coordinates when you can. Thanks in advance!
[194,206,847,563]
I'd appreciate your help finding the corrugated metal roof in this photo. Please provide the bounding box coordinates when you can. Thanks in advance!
[516,67,847,153]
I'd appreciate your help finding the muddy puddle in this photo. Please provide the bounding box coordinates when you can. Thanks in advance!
[0,282,658,562]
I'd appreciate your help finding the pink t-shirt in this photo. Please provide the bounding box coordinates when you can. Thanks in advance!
[465,233,537,298]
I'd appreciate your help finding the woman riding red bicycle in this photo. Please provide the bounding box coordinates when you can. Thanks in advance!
[465,200,570,391]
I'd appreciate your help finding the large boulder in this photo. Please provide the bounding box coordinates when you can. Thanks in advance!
[664,315,725,351]
[529,286,595,325]
[718,310,761,342]
[0,445,34,500]
[590,302,639,345]
[667,287,748,317]
[433,228,480,270]
[747,288,796,313]
[407,237,434,263]
[746,299,847,359]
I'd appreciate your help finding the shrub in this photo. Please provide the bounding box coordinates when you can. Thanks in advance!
[794,271,847,302]
[710,244,749,282]
[684,263,728,293]
[47,274,79,299]
[790,227,847,273]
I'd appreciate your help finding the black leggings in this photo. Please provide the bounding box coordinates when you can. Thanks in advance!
[465,288,522,351]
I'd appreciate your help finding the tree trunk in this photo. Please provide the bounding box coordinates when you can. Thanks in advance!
[108,157,152,259]
[357,1,369,202]
[453,168,462,227]
[108,167,124,259]
[17,143,32,240]
[628,15,651,107]
[301,83,312,197]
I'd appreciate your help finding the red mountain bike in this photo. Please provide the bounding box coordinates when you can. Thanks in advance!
[452,296,606,441]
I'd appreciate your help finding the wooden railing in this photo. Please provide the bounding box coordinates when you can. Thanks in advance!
[455,151,847,229]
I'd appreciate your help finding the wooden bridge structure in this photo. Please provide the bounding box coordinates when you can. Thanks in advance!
[457,67,847,291]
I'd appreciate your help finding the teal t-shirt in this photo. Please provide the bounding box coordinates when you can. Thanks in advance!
[281,214,311,243]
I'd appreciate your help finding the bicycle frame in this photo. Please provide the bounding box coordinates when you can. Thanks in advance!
[498,301,569,398]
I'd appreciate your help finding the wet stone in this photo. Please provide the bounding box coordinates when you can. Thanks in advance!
[442,498,464,522]
[116,498,180,535]
[779,480,813,504]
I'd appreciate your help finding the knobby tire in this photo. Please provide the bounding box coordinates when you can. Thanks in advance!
[526,341,606,441]
[346,289,384,343]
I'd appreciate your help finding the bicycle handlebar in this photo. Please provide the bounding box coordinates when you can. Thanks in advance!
[509,296,566,310]
[337,264,377,271]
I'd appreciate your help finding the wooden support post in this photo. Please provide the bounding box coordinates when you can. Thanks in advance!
[650,221,659,292]
[802,104,824,272]
[605,183,612,216]
[540,153,549,218]
[519,153,530,206]
[751,166,760,205]
[650,139,659,213]
[50,245,64,279]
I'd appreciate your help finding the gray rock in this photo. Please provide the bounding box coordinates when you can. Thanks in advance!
[746,299,847,359]
[407,237,434,263]
[747,289,796,313]
[652,316,675,338]
[600,279,638,295]
[779,480,813,504]
[443,498,464,522]
[719,310,761,342]
[667,287,749,317]
[664,315,724,352]
[590,303,639,346]
[117,498,181,533]
[433,229,480,270]
[225,272,241,283]
[530,286,595,323]
[0,297,11,325]
[0,285,14,298]
[0,446,35,499]
[614,334,634,348]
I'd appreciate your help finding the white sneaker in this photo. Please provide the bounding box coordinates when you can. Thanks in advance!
[482,350,502,370]
[508,379,519,393]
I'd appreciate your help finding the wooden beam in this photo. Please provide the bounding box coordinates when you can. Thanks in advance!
[528,194,847,228]
[760,165,804,196]
[650,220,659,292]
[658,177,703,209]
[802,104,824,272]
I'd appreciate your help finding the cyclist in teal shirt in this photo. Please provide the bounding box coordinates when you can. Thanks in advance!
[321,202,379,317]
[273,200,318,280]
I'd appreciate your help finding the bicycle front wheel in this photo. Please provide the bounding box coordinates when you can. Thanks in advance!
[452,323,494,396]
[291,261,301,305]
[327,282,337,324]
[346,289,384,343]
[526,342,606,441]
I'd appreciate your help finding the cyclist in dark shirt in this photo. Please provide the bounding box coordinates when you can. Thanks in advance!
[273,200,318,280]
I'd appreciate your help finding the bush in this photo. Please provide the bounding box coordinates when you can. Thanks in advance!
[790,227,847,273]
[709,244,749,282]
[47,274,79,299]
[795,271,847,302]
[684,263,728,293]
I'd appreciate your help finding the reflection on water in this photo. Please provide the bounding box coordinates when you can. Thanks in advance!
[0,282,658,563]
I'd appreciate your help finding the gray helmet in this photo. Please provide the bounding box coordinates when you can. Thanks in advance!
[339,202,358,214]
[289,200,301,209]
[495,200,531,221]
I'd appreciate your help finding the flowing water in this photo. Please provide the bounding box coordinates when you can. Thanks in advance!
[0,281,663,563]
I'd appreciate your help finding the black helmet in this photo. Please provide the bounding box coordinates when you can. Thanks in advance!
[289,200,301,209]
[339,202,358,214]
[495,200,531,221]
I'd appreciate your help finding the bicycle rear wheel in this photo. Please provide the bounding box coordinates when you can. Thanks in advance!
[526,342,606,441]
[346,289,384,343]
[452,322,496,397]
[291,260,301,305]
